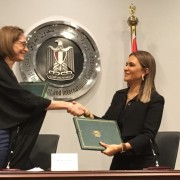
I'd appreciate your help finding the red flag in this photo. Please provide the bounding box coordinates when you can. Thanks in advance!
[132,31,137,52]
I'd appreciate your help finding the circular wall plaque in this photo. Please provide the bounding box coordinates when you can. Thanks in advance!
[19,21,101,101]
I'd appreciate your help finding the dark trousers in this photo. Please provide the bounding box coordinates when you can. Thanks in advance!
[0,129,9,168]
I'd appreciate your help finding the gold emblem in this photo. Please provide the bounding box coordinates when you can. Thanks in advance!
[92,130,101,138]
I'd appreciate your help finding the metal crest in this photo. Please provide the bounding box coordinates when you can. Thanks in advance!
[19,21,101,101]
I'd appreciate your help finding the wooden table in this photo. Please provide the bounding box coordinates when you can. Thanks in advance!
[0,170,180,180]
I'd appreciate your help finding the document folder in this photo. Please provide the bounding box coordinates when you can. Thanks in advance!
[20,82,48,98]
[73,117,123,151]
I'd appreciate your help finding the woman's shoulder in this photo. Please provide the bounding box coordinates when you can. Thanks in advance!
[151,91,165,104]
[112,88,128,98]
[116,88,129,94]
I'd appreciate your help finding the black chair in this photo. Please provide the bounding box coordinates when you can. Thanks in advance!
[30,134,60,170]
[155,131,180,169]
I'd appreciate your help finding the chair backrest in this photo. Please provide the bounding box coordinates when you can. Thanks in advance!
[155,131,180,169]
[30,134,60,170]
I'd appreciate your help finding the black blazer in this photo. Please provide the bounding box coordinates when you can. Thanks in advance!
[0,58,51,169]
[100,88,165,156]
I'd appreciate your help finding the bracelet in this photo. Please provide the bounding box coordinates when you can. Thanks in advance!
[121,143,126,153]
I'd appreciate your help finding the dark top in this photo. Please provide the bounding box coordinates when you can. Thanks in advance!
[96,88,165,170]
[0,57,51,169]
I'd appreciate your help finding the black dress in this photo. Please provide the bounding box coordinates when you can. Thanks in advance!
[0,57,51,169]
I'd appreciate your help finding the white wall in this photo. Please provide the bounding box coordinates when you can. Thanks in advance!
[1,0,180,170]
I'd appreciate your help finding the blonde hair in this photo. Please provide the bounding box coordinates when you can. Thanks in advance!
[129,50,156,103]
[0,26,24,58]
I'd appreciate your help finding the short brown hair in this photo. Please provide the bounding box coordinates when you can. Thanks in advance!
[0,26,24,58]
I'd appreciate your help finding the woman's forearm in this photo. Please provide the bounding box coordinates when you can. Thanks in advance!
[46,101,72,110]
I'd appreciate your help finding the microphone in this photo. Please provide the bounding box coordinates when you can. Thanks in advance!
[150,139,159,167]
[144,139,172,170]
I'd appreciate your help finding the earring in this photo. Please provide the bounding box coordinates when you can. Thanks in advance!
[142,75,144,81]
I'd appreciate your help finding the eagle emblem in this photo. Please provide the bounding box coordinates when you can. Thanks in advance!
[46,39,75,81]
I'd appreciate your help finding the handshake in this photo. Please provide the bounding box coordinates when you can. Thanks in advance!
[67,101,93,118]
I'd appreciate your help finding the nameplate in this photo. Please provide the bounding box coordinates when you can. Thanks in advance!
[51,153,78,171]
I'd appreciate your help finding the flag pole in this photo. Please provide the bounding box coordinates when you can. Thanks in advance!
[127,4,139,52]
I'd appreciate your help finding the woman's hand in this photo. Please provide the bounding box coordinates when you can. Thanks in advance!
[67,101,86,116]
[67,101,94,118]
[100,141,122,156]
